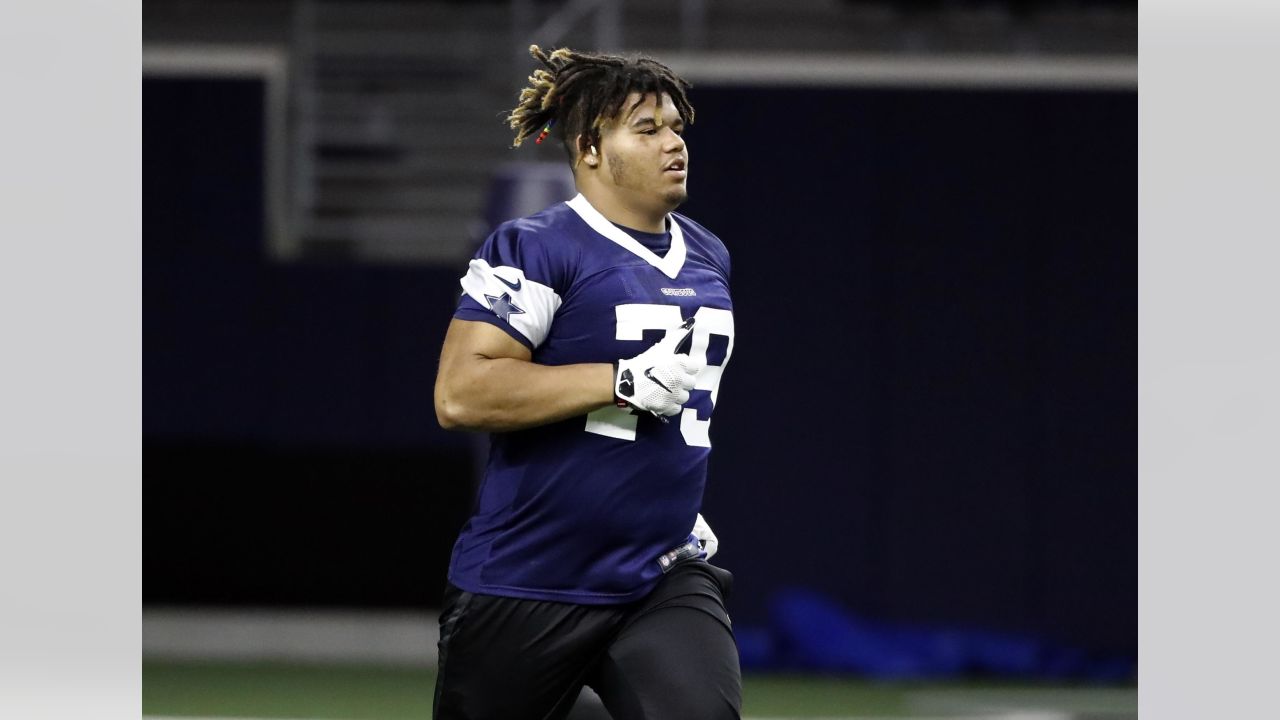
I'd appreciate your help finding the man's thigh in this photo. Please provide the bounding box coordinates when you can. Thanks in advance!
[589,563,742,720]
[434,584,624,720]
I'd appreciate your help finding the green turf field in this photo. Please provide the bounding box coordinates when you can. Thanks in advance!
[142,660,1137,719]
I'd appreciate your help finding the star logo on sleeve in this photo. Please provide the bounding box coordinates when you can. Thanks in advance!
[484,292,526,323]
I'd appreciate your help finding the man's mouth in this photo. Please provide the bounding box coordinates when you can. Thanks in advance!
[664,159,687,177]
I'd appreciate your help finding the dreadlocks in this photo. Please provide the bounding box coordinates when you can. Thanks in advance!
[507,45,695,165]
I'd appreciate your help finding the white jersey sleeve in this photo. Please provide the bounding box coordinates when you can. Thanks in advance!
[459,258,562,349]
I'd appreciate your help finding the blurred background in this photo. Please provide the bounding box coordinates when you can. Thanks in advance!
[143,0,1136,717]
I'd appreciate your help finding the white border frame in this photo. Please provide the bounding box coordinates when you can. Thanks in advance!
[142,44,292,259]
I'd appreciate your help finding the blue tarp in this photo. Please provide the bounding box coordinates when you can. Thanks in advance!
[734,588,1135,681]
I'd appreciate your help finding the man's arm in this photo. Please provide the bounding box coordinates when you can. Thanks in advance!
[434,318,615,432]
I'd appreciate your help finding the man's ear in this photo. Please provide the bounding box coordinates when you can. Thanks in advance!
[576,134,598,167]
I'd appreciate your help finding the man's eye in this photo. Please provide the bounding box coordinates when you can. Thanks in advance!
[642,129,658,135]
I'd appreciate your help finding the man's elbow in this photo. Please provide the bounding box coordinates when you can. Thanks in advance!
[436,379,503,431]
[434,389,473,431]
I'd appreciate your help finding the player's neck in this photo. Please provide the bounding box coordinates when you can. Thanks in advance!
[578,186,669,234]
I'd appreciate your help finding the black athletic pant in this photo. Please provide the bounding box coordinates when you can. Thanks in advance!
[433,561,741,720]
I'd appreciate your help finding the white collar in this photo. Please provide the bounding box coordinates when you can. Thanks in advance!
[566,193,687,280]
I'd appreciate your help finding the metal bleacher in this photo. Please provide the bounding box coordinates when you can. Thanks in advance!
[143,0,1136,266]
[291,1,517,263]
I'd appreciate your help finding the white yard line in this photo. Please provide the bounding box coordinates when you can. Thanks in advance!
[143,608,440,666]
[749,716,1069,720]
[908,687,1136,716]
[146,714,1069,720]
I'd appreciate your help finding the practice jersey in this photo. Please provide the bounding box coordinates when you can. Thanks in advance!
[447,193,735,605]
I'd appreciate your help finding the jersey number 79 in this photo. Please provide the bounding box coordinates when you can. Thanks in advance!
[584,304,735,447]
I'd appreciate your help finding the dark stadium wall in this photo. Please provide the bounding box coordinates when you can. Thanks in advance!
[144,79,1135,658]
[681,86,1136,659]
[144,77,474,608]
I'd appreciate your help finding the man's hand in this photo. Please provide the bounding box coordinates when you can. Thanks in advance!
[692,513,719,560]
[614,318,703,418]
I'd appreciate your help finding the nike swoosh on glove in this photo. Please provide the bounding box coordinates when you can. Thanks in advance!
[614,317,703,418]
[692,512,719,560]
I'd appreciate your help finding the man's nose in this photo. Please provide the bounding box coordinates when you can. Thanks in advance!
[663,128,685,151]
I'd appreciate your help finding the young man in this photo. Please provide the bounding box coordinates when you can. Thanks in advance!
[432,45,739,720]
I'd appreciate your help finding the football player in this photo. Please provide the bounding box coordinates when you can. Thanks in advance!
[433,45,739,720]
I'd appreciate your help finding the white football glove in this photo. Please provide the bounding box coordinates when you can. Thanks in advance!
[614,318,703,419]
[692,512,719,560]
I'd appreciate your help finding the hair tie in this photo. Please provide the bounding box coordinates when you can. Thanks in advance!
[532,119,552,144]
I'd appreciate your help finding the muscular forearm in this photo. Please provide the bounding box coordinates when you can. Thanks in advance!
[436,356,615,432]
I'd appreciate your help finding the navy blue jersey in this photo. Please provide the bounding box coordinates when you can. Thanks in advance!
[447,194,735,604]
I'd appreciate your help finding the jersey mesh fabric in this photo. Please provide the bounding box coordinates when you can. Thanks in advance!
[448,196,734,604]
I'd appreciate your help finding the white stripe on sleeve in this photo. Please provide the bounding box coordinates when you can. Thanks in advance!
[459,259,562,348]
